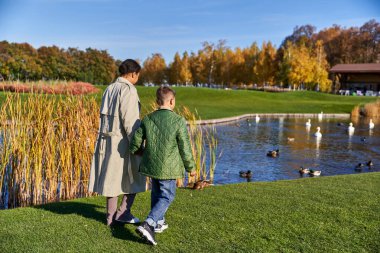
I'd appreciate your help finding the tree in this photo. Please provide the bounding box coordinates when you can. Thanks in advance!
[255,42,277,86]
[312,40,331,92]
[140,53,167,85]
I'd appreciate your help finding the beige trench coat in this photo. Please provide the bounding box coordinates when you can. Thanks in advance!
[89,77,146,197]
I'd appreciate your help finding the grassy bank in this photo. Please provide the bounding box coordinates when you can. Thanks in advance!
[94,86,378,119]
[1,172,379,252]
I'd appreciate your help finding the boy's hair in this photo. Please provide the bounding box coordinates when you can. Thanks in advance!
[156,86,176,106]
[119,59,141,75]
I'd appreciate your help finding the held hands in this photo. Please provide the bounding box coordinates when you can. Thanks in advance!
[134,147,144,156]
[189,170,196,177]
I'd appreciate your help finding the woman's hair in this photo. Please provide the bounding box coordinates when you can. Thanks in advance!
[156,86,176,106]
[119,59,141,75]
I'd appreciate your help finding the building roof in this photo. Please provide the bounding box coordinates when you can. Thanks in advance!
[330,63,380,73]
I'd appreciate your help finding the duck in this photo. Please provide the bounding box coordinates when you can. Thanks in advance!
[192,180,212,190]
[369,119,375,129]
[309,169,321,176]
[306,119,311,127]
[367,160,374,168]
[267,149,279,158]
[299,166,310,175]
[347,122,355,134]
[318,111,323,120]
[314,127,322,137]
[255,114,260,123]
[355,163,364,171]
[361,137,367,142]
[337,122,345,127]
[287,137,295,142]
[239,170,253,178]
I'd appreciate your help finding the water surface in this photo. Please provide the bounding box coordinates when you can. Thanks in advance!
[210,117,380,184]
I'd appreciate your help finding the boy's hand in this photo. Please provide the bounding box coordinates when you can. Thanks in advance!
[190,171,196,177]
[134,147,144,156]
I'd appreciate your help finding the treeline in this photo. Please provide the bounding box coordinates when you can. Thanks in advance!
[0,19,379,89]
[0,42,117,85]
[140,19,380,92]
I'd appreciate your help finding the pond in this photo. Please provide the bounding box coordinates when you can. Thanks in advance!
[210,116,380,185]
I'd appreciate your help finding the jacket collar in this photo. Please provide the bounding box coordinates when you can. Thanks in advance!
[158,106,173,111]
[116,76,134,86]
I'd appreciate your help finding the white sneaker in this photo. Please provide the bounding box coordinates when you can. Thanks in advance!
[154,222,168,233]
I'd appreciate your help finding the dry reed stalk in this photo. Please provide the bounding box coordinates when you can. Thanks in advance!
[0,92,98,208]
[363,100,380,118]
[351,105,360,118]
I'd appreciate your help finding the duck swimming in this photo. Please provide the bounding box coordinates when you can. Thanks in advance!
[318,111,323,120]
[314,127,322,137]
[309,169,321,176]
[255,114,260,123]
[306,119,311,127]
[367,160,374,168]
[299,167,310,175]
[355,163,364,171]
[348,122,355,134]
[369,119,374,129]
[239,170,253,178]
[266,149,279,157]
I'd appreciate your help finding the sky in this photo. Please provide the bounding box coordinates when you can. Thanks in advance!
[0,0,379,62]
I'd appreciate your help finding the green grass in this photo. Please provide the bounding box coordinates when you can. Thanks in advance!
[94,86,378,119]
[0,86,377,119]
[1,172,379,252]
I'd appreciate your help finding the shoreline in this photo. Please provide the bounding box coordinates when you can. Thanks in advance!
[191,113,351,125]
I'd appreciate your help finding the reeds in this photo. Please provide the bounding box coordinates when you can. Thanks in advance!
[351,105,361,118]
[0,92,219,208]
[351,100,380,118]
[363,100,380,118]
[0,92,99,208]
[179,106,219,186]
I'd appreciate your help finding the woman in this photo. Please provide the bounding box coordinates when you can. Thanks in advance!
[89,59,146,226]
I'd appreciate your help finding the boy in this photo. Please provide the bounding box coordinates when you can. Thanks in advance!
[130,86,196,245]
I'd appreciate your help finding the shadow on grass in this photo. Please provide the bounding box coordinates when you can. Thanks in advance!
[34,201,145,244]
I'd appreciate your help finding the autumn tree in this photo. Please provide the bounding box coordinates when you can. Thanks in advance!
[140,53,167,85]
[255,41,277,86]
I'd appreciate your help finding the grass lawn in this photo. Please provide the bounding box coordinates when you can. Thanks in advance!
[94,86,378,119]
[0,86,377,119]
[1,172,379,252]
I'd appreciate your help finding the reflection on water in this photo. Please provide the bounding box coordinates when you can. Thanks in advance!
[210,117,380,185]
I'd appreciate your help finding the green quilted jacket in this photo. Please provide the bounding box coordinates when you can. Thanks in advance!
[130,109,195,179]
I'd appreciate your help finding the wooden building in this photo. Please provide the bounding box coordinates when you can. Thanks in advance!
[330,63,380,95]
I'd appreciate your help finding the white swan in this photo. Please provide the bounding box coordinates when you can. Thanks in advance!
[255,114,260,123]
[369,119,375,129]
[348,122,355,134]
[318,111,323,121]
[306,119,311,127]
[314,127,322,137]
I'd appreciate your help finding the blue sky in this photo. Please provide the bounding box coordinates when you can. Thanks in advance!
[0,0,379,62]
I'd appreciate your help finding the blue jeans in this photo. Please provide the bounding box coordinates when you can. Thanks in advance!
[145,179,176,228]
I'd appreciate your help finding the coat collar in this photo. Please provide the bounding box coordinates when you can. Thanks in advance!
[116,77,140,103]
[158,106,173,111]
[116,76,134,86]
